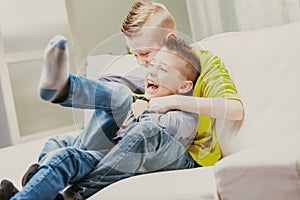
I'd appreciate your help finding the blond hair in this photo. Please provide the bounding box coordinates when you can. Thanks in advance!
[121,1,176,38]
[164,37,201,85]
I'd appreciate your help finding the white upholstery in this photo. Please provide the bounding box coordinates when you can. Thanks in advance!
[215,133,300,200]
[0,22,299,200]
[201,21,300,199]
[86,54,145,80]
[200,22,300,156]
[0,137,49,189]
[84,54,145,125]
[90,167,218,200]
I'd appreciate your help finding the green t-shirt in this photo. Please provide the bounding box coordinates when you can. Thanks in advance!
[188,49,242,166]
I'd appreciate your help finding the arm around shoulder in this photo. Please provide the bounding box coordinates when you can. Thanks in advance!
[149,95,244,121]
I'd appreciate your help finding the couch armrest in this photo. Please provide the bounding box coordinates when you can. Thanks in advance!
[215,133,300,200]
[90,167,219,200]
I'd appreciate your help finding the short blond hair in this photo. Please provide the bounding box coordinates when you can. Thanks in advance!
[164,37,201,85]
[121,1,176,38]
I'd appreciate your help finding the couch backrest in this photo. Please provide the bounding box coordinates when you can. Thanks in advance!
[85,54,144,124]
[198,22,300,156]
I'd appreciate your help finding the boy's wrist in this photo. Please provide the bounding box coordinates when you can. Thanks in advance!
[171,95,181,110]
[148,95,181,113]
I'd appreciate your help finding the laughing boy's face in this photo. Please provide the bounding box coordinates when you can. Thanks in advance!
[144,46,188,100]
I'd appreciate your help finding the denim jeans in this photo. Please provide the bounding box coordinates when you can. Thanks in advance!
[11,147,101,200]
[12,75,197,200]
[64,121,196,199]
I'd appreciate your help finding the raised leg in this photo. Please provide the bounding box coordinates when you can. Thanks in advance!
[39,35,70,102]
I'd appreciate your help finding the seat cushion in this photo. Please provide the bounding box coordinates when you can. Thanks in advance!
[215,133,300,200]
[0,137,49,189]
[0,132,78,189]
[90,166,218,200]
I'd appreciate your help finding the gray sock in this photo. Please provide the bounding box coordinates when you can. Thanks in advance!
[39,35,70,101]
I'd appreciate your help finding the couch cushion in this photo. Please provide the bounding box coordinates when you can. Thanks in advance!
[84,54,146,125]
[86,54,145,80]
[215,132,300,200]
[0,137,49,189]
[0,132,78,189]
[198,22,300,155]
[89,167,218,200]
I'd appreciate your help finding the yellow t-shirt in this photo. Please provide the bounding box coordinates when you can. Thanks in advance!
[188,49,242,166]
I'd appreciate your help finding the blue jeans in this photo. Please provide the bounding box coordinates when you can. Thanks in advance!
[12,75,196,200]
[64,121,196,199]
[12,147,101,200]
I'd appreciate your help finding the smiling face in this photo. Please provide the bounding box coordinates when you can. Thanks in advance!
[145,47,192,100]
[121,1,176,67]
[126,28,164,67]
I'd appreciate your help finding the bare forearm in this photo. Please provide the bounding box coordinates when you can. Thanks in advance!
[169,95,244,121]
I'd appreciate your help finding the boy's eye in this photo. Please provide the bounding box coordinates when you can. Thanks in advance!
[148,63,155,69]
[159,66,168,72]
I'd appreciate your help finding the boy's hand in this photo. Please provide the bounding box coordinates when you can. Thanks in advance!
[131,99,149,118]
[149,95,179,113]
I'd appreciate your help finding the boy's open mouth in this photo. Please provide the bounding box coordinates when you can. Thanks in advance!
[146,80,159,91]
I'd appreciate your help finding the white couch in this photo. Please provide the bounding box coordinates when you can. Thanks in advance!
[1,22,300,200]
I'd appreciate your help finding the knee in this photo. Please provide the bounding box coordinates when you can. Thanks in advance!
[119,122,164,153]
[41,147,76,166]
[127,121,161,138]
[44,135,60,145]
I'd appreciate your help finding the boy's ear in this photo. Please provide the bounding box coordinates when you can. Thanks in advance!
[165,32,177,40]
[178,81,193,94]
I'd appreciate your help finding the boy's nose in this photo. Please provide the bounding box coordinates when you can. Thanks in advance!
[147,66,157,76]
[137,57,151,67]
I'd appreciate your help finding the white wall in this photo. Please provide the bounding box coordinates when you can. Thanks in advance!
[186,0,300,41]
[0,88,11,148]
[66,0,192,66]
[0,0,76,145]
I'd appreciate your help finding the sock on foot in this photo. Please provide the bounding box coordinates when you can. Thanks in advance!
[0,179,19,200]
[21,163,39,187]
[39,35,70,101]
